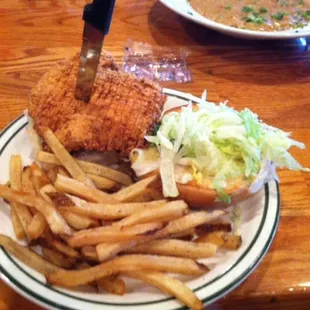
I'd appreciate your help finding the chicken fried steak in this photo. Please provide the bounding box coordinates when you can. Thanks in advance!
[29,52,166,157]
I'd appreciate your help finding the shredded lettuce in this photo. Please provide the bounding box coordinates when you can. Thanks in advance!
[135,93,309,201]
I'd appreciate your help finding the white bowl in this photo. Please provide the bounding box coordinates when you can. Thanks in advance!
[160,0,310,40]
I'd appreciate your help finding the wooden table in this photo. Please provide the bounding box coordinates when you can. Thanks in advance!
[1,0,310,309]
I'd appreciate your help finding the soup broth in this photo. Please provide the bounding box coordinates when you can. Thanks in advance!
[189,0,310,31]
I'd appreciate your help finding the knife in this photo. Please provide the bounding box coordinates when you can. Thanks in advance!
[75,0,116,102]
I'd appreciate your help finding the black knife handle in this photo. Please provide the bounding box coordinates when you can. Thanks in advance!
[83,0,116,35]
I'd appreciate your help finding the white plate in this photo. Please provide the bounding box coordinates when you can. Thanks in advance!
[160,0,310,40]
[0,89,280,309]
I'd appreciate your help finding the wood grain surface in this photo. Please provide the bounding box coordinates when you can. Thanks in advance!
[1,0,310,309]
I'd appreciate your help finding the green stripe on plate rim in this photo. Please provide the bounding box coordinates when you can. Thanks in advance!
[1,181,278,309]
[0,108,280,309]
[172,183,280,310]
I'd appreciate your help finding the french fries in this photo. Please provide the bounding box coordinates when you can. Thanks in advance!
[170,228,196,240]
[124,271,203,310]
[128,188,164,202]
[112,175,158,202]
[96,242,133,262]
[0,128,244,309]
[55,174,118,204]
[49,239,80,258]
[75,262,126,295]
[43,128,94,187]
[10,155,33,239]
[46,167,58,183]
[9,155,22,188]
[161,210,225,236]
[21,166,36,196]
[61,193,86,207]
[68,222,163,247]
[87,174,120,192]
[42,247,75,269]
[114,200,188,227]
[27,213,48,240]
[47,254,209,288]
[57,166,70,177]
[29,162,51,195]
[47,192,75,207]
[37,151,133,186]
[223,235,242,250]
[0,235,59,275]
[223,234,242,250]
[58,200,167,220]
[39,184,57,204]
[126,239,217,258]
[39,184,96,231]
[59,209,99,230]
[95,210,224,262]
[97,275,126,296]
[198,222,232,234]
[0,185,72,235]
[195,231,242,250]
[81,246,99,262]
[196,222,232,238]
[21,166,37,216]
[53,168,120,191]
[27,163,51,237]
[10,208,25,240]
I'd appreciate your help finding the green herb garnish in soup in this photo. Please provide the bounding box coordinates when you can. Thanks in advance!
[271,12,287,20]
[301,10,310,19]
[242,5,253,13]
[189,0,310,31]
[259,7,268,14]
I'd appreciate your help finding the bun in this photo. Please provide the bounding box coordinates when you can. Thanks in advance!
[145,171,254,209]
[176,182,251,208]
[135,101,268,208]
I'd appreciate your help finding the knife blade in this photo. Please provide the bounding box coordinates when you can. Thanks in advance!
[75,23,104,102]
[75,0,116,102]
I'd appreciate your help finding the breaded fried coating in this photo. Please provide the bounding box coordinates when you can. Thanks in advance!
[29,51,166,157]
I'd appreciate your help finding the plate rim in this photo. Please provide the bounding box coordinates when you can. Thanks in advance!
[0,181,279,308]
[0,89,280,309]
[159,0,310,39]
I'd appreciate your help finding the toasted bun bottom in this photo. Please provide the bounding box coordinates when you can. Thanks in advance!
[147,172,255,209]
[176,183,252,209]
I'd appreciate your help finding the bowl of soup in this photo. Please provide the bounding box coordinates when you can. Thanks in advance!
[160,0,310,39]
